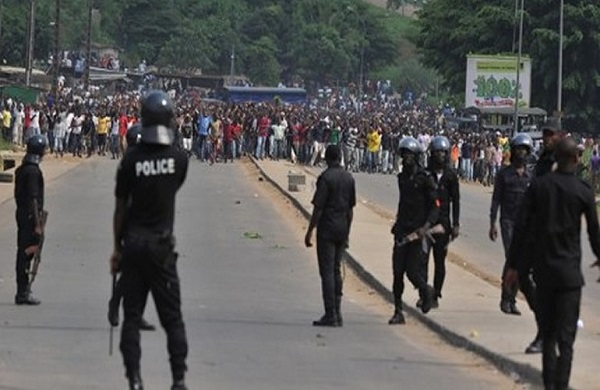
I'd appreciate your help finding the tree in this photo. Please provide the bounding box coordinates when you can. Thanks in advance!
[416,0,600,132]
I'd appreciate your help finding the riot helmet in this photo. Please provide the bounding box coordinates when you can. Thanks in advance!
[26,134,47,156]
[23,135,47,164]
[126,123,142,147]
[510,133,534,153]
[398,136,421,155]
[429,135,450,167]
[399,136,421,168]
[140,90,175,145]
[429,136,451,152]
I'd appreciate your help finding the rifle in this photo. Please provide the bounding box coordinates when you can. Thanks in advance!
[395,224,445,253]
[25,210,48,294]
[109,273,116,356]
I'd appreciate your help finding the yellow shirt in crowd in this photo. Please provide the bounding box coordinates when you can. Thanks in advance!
[2,109,11,128]
[96,116,110,135]
[367,130,381,153]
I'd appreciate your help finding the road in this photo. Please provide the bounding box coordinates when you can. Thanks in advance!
[335,170,600,329]
[0,157,521,389]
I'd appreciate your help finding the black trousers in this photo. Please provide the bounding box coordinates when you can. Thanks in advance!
[15,213,35,296]
[119,234,188,381]
[427,232,450,297]
[392,239,429,311]
[537,285,581,390]
[500,219,519,304]
[316,235,344,315]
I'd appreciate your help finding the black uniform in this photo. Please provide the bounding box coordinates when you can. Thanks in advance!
[14,158,44,301]
[509,171,600,390]
[312,163,356,324]
[426,165,460,298]
[115,142,189,383]
[391,167,439,313]
[490,165,533,306]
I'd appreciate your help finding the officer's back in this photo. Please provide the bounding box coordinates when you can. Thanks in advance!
[118,143,187,232]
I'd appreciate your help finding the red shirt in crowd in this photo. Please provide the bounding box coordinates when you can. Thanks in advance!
[258,115,270,137]
[118,114,129,137]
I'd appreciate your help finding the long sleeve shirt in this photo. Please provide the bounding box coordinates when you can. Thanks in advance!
[393,168,440,237]
[430,167,460,229]
[489,166,532,224]
[508,171,600,288]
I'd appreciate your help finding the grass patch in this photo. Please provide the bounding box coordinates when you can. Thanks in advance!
[0,138,12,151]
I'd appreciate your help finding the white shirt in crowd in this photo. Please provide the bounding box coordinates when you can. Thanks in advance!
[30,109,40,129]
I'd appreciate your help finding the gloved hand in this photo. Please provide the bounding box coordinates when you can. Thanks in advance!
[591,259,600,283]
[489,224,498,241]
[451,225,460,240]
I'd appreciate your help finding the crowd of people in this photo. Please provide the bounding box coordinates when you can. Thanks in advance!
[2,83,600,190]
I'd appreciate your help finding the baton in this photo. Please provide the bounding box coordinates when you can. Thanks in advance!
[109,274,116,356]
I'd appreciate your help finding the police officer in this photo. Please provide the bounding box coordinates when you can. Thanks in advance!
[425,136,460,307]
[507,137,600,390]
[110,90,189,390]
[506,119,564,355]
[108,122,155,331]
[389,136,439,324]
[489,133,534,316]
[14,134,47,305]
[305,144,356,327]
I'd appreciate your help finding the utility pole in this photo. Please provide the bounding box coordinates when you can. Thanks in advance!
[84,0,92,90]
[25,0,35,87]
[229,45,235,85]
[557,0,564,123]
[53,0,61,95]
[512,0,524,137]
[0,0,4,55]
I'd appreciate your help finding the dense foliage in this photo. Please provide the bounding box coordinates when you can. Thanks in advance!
[0,0,411,89]
[415,0,600,132]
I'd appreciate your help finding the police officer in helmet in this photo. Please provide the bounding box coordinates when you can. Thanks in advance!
[110,90,189,390]
[489,133,535,318]
[389,136,439,324]
[424,136,460,308]
[14,135,47,305]
[108,121,156,331]
[126,122,142,147]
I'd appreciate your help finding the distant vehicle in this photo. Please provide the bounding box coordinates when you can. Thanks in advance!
[463,106,547,137]
[217,86,307,105]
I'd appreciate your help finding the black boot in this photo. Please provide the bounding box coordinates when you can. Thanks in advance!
[171,379,188,390]
[128,373,144,390]
[419,285,436,314]
[525,337,543,354]
[313,312,338,327]
[388,310,406,325]
[15,293,41,305]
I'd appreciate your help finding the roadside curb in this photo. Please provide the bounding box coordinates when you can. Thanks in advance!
[248,156,543,389]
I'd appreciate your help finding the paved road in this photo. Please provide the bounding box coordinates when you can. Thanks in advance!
[0,158,517,389]
[338,171,600,326]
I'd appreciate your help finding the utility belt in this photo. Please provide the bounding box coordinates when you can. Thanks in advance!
[124,226,175,247]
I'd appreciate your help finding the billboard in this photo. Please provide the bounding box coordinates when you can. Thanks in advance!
[465,54,531,108]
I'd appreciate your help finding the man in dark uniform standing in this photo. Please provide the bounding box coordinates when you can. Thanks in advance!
[489,133,534,316]
[425,135,460,308]
[389,136,439,325]
[108,123,156,332]
[110,90,189,390]
[507,137,600,390]
[14,134,47,305]
[305,144,356,327]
